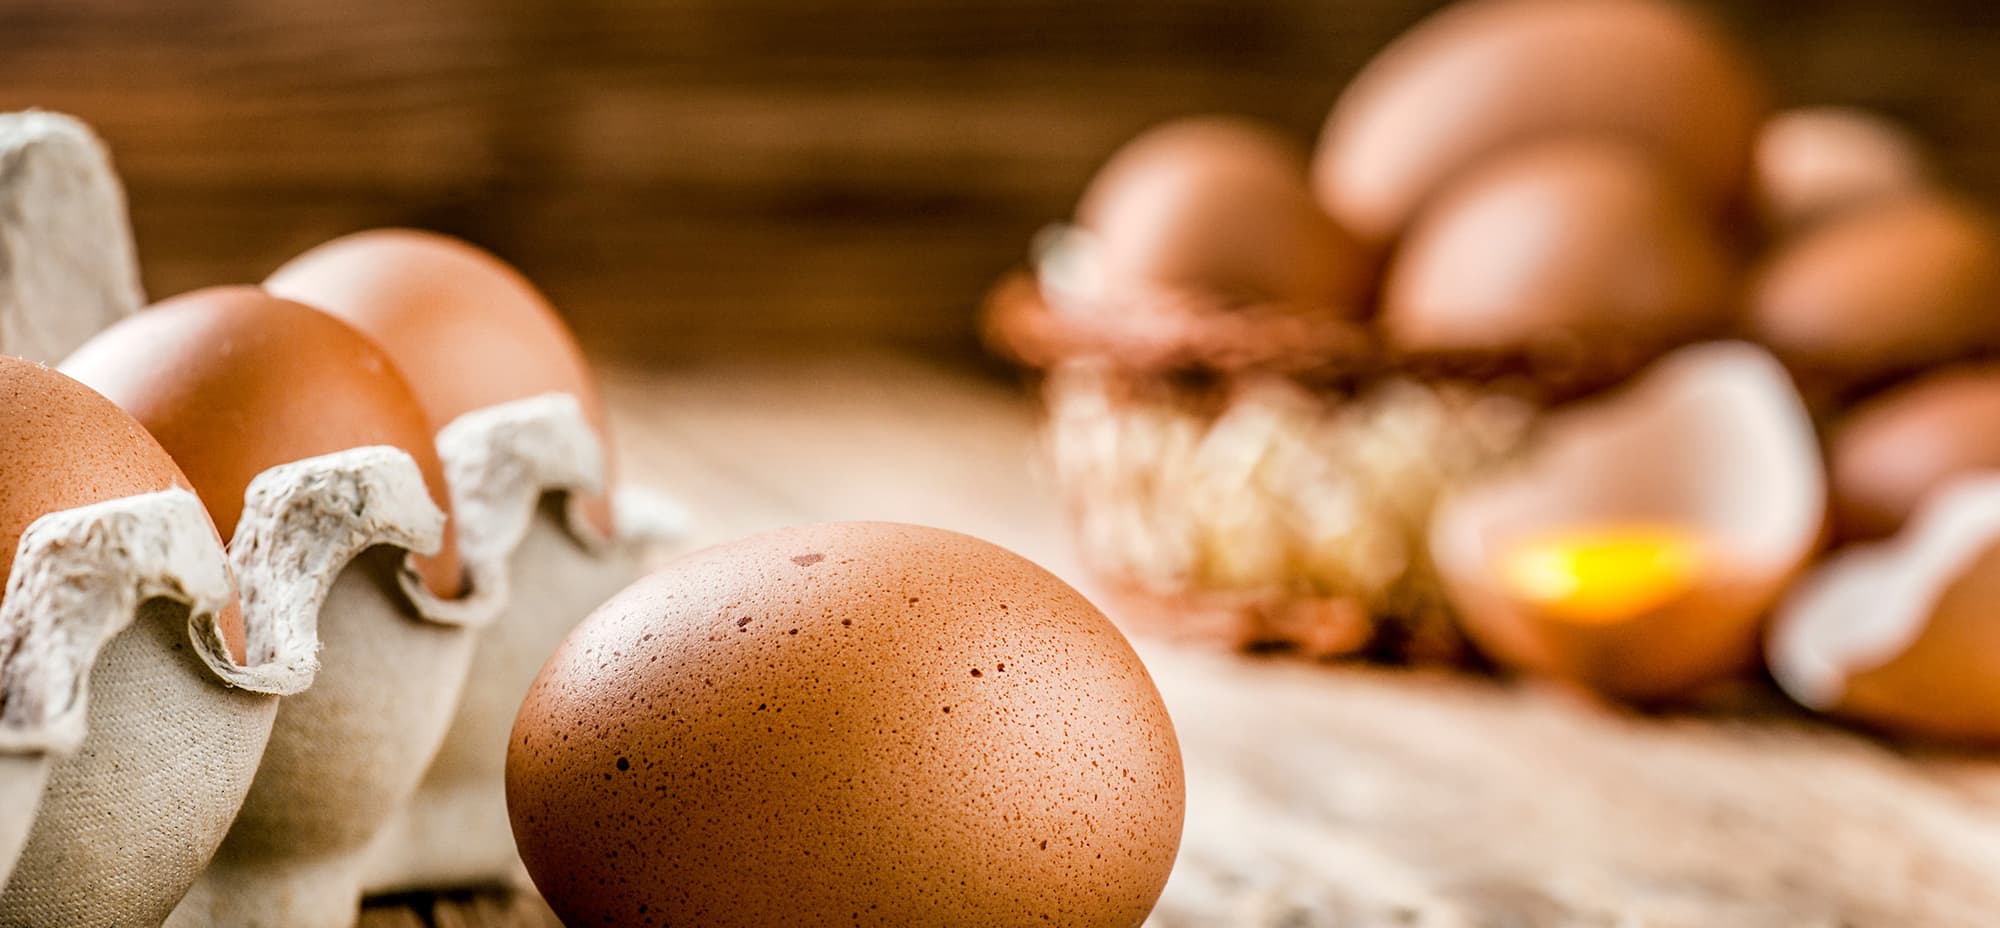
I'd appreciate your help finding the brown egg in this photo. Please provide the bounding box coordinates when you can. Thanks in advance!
[265,229,616,537]
[1828,365,2000,541]
[1430,343,1824,700]
[59,285,463,598]
[1754,106,1929,230]
[508,522,1185,928]
[1314,0,1765,245]
[0,356,245,657]
[1380,137,1733,379]
[1061,116,1369,316]
[1747,194,2000,387]
[1770,478,2000,743]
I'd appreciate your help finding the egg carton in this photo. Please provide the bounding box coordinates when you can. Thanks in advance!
[0,110,689,926]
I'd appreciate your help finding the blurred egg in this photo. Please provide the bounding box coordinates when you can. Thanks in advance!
[1828,364,2000,541]
[1315,0,1765,245]
[1058,116,1369,317]
[508,522,1184,928]
[1754,106,1929,229]
[1430,343,1823,700]
[1769,477,2000,743]
[265,229,616,537]
[1380,137,1733,379]
[59,285,463,597]
[1747,193,2000,388]
[0,356,240,654]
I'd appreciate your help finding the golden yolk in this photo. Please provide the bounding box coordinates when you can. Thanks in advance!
[1499,525,1705,625]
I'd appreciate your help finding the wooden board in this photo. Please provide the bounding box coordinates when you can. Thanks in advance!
[371,353,2000,926]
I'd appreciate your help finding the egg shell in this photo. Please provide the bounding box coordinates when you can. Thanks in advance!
[265,228,615,539]
[1380,136,1733,380]
[59,285,464,598]
[1753,106,1929,230]
[1072,116,1370,316]
[1747,194,2000,388]
[1770,478,2000,743]
[1314,0,1766,245]
[1430,343,1824,700]
[1829,365,2000,541]
[508,522,1185,928]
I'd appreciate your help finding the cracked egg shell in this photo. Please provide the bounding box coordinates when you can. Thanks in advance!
[507,521,1184,928]
[1770,478,2000,743]
[1379,136,1733,382]
[1314,0,1765,245]
[1063,116,1370,318]
[1747,193,2000,389]
[1753,106,1929,230]
[265,229,615,539]
[59,285,463,599]
[1830,364,2000,541]
[0,356,245,658]
[1430,343,1824,701]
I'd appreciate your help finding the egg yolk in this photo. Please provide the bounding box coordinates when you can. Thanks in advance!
[1499,525,1705,625]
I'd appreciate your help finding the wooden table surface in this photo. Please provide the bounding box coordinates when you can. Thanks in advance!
[367,352,2000,927]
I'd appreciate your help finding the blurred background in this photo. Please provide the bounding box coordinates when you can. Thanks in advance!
[1,0,1996,368]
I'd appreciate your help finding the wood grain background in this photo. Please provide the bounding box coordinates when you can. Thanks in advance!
[1,0,1996,366]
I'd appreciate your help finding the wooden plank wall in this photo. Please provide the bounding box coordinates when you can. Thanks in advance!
[1,0,1995,365]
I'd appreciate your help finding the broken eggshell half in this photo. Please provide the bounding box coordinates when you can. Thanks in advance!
[0,489,232,897]
[1769,477,2000,744]
[1429,342,1825,701]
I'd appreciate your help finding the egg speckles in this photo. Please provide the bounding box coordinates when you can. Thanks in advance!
[507,522,1184,928]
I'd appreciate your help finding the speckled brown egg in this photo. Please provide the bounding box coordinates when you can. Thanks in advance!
[1380,136,1733,381]
[1753,106,1929,230]
[1065,115,1370,317]
[1314,0,1766,245]
[507,522,1185,928]
[265,229,616,537]
[1828,364,2000,541]
[59,285,463,598]
[0,356,245,658]
[1747,194,2000,389]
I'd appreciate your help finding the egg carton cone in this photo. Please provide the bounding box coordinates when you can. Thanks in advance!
[0,112,143,363]
[167,445,505,928]
[0,449,462,927]
[365,392,692,893]
[0,489,232,906]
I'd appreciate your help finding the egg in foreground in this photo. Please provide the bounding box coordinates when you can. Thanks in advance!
[508,522,1185,928]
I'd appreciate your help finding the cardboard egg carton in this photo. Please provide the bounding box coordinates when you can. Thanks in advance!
[0,110,687,925]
